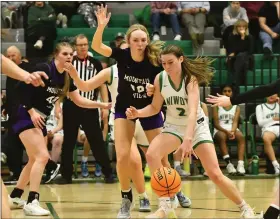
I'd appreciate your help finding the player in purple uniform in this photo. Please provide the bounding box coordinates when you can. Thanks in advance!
[92,5,190,218]
[8,42,111,216]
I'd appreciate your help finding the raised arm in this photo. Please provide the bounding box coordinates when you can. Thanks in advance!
[91,5,112,57]
[65,63,111,92]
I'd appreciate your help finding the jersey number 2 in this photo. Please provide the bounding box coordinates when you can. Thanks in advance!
[176,107,186,116]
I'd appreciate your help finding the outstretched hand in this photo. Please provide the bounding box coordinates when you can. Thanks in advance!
[206,93,232,107]
[95,4,111,28]
[125,106,139,120]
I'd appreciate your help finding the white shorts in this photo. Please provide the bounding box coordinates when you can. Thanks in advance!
[213,125,240,137]
[262,125,280,138]
[162,118,213,149]
[109,112,149,146]
[46,125,64,136]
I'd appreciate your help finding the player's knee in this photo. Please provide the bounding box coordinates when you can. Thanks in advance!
[146,150,158,165]
[35,152,49,165]
[117,150,130,165]
[207,167,223,184]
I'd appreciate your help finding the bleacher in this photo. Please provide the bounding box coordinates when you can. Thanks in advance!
[1,2,280,176]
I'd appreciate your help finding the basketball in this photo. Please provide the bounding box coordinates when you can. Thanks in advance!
[151,167,181,197]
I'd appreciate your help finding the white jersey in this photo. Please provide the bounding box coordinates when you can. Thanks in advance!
[159,71,205,126]
[216,105,237,127]
[256,103,280,129]
[46,103,63,132]
[107,64,118,113]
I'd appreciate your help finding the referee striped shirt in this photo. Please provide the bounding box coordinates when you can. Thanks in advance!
[72,55,103,101]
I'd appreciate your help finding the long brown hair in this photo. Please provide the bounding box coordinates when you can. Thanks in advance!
[161,45,215,93]
[53,42,73,100]
[126,24,164,66]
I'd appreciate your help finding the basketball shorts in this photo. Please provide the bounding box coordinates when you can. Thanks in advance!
[262,125,280,138]
[46,125,64,136]
[162,117,213,149]
[12,105,47,136]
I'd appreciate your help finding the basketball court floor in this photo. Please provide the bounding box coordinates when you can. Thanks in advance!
[7,177,278,218]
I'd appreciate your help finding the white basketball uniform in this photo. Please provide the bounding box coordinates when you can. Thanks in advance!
[46,104,64,136]
[213,105,240,137]
[159,71,213,149]
[108,64,149,146]
[256,103,280,137]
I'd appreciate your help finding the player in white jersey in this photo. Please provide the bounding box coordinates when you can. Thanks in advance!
[256,94,280,175]
[213,85,246,175]
[126,44,262,219]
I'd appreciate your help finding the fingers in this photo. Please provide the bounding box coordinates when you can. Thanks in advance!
[33,116,45,129]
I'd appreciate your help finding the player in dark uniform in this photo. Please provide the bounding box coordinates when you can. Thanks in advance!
[8,42,111,216]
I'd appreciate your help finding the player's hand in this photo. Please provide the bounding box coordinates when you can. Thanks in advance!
[95,4,111,28]
[271,32,279,39]
[229,131,235,140]
[125,106,139,120]
[29,110,45,129]
[174,139,198,163]
[101,108,109,120]
[146,83,155,97]
[24,71,49,87]
[64,62,79,80]
[47,130,54,138]
[206,93,232,107]
[273,116,280,121]
[100,102,112,109]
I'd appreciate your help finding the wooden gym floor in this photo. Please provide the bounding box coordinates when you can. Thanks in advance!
[6,177,279,218]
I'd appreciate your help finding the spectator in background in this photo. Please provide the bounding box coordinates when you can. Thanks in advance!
[227,19,254,90]
[259,2,280,60]
[240,2,264,40]
[178,2,210,55]
[4,46,32,183]
[1,2,24,28]
[222,2,248,51]
[256,94,280,175]
[77,2,105,28]
[150,2,182,41]
[27,2,56,50]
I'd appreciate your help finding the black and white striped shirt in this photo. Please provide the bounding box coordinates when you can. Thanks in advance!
[72,55,103,101]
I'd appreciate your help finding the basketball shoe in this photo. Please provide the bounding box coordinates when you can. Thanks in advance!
[146,198,177,219]
[117,197,133,219]
[9,196,26,209]
[139,197,151,212]
[176,191,191,208]
[241,205,264,218]
[23,199,50,216]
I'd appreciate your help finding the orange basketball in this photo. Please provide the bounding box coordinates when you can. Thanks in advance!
[151,167,181,197]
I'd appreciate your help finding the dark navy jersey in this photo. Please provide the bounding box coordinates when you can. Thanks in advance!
[110,47,162,111]
[17,60,77,117]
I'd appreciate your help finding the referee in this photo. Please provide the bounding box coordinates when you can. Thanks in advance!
[57,34,113,184]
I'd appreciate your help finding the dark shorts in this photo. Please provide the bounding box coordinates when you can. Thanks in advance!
[12,105,47,136]
[115,111,163,131]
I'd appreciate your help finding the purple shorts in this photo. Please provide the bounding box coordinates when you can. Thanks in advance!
[12,105,47,136]
[115,111,163,131]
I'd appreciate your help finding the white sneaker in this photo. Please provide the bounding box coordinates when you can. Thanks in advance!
[34,40,43,49]
[23,199,50,216]
[170,195,179,209]
[226,163,237,175]
[241,206,263,218]
[174,34,181,41]
[9,196,26,209]
[274,164,280,175]
[237,162,246,175]
[62,15,68,28]
[146,199,177,218]
[153,34,160,41]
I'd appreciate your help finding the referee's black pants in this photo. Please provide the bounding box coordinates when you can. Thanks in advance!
[61,99,112,180]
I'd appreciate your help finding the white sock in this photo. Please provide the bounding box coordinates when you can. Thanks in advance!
[238,200,247,210]
[272,160,279,167]
[82,156,88,162]
[223,154,230,160]
[238,160,244,165]
[174,161,180,168]
[139,192,148,199]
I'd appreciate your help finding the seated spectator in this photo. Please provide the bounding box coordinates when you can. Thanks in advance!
[77,2,105,28]
[259,2,280,60]
[27,2,57,50]
[1,2,24,28]
[150,1,181,41]
[240,2,264,40]
[222,2,248,50]
[213,84,246,175]
[178,1,210,54]
[256,94,280,175]
[49,2,78,28]
[227,19,254,89]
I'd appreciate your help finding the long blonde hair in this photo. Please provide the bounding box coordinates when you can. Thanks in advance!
[126,24,164,66]
[161,45,215,93]
[53,42,73,100]
[233,19,249,36]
